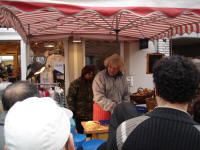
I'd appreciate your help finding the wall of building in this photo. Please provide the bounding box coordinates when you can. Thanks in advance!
[68,39,83,83]
[124,38,171,93]
[158,39,170,56]
[125,40,157,93]
[0,28,21,40]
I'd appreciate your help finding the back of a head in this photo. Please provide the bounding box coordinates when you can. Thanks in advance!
[153,55,200,103]
[2,81,38,111]
[4,97,70,150]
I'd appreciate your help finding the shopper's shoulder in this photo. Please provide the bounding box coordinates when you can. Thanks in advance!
[193,124,200,132]
[116,115,150,150]
[123,115,150,129]
[0,111,7,125]
[128,115,150,122]
[94,70,107,79]
[97,69,106,76]
[117,115,150,137]
[70,78,82,86]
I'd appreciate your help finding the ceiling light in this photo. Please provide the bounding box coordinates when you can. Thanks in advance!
[44,42,55,47]
[73,37,81,43]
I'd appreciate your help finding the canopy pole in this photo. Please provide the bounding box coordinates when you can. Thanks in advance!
[170,35,173,56]
[115,29,120,43]
[26,24,31,80]
[114,15,121,44]
[169,26,173,56]
[27,24,30,44]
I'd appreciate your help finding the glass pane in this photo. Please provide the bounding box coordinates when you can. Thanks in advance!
[85,40,120,72]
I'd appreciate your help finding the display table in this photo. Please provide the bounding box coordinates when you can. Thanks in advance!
[81,121,109,140]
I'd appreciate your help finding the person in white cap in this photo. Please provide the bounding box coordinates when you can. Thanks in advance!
[4,97,75,150]
[0,81,38,150]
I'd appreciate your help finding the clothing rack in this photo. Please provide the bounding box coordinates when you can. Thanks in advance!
[34,82,65,107]
[33,83,61,87]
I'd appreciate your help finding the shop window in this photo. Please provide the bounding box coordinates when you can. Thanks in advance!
[172,38,200,57]
[85,40,120,72]
[30,41,65,89]
[0,41,20,82]
[146,53,164,74]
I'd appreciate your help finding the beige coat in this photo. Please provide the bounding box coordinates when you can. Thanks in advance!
[92,69,130,113]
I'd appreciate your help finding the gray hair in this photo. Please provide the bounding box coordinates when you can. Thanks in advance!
[104,53,124,71]
[2,81,39,111]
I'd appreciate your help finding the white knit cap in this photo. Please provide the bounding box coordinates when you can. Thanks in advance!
[4,97,71,150]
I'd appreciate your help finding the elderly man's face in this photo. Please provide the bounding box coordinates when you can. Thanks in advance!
[108,64,120,76]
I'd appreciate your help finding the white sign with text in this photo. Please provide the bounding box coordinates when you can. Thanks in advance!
[54,61,64,74]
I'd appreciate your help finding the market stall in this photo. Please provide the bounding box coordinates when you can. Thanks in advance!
[1,1,200,149]
[0,0,200,43]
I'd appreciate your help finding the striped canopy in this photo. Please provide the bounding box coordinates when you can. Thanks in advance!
[0,0,200,42]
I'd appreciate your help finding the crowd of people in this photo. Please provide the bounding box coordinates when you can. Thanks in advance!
[0,54,200,150]
[107,55,200,150]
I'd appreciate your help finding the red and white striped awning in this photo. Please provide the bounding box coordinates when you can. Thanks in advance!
[0,0,200,42]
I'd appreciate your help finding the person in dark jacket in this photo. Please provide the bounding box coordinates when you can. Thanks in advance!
[66,66,94,133]
[97,102,139,150]
[26,56,43,80]
[108,55,200,150]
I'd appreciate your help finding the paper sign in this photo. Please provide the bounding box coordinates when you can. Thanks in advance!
[54,61,64,74]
